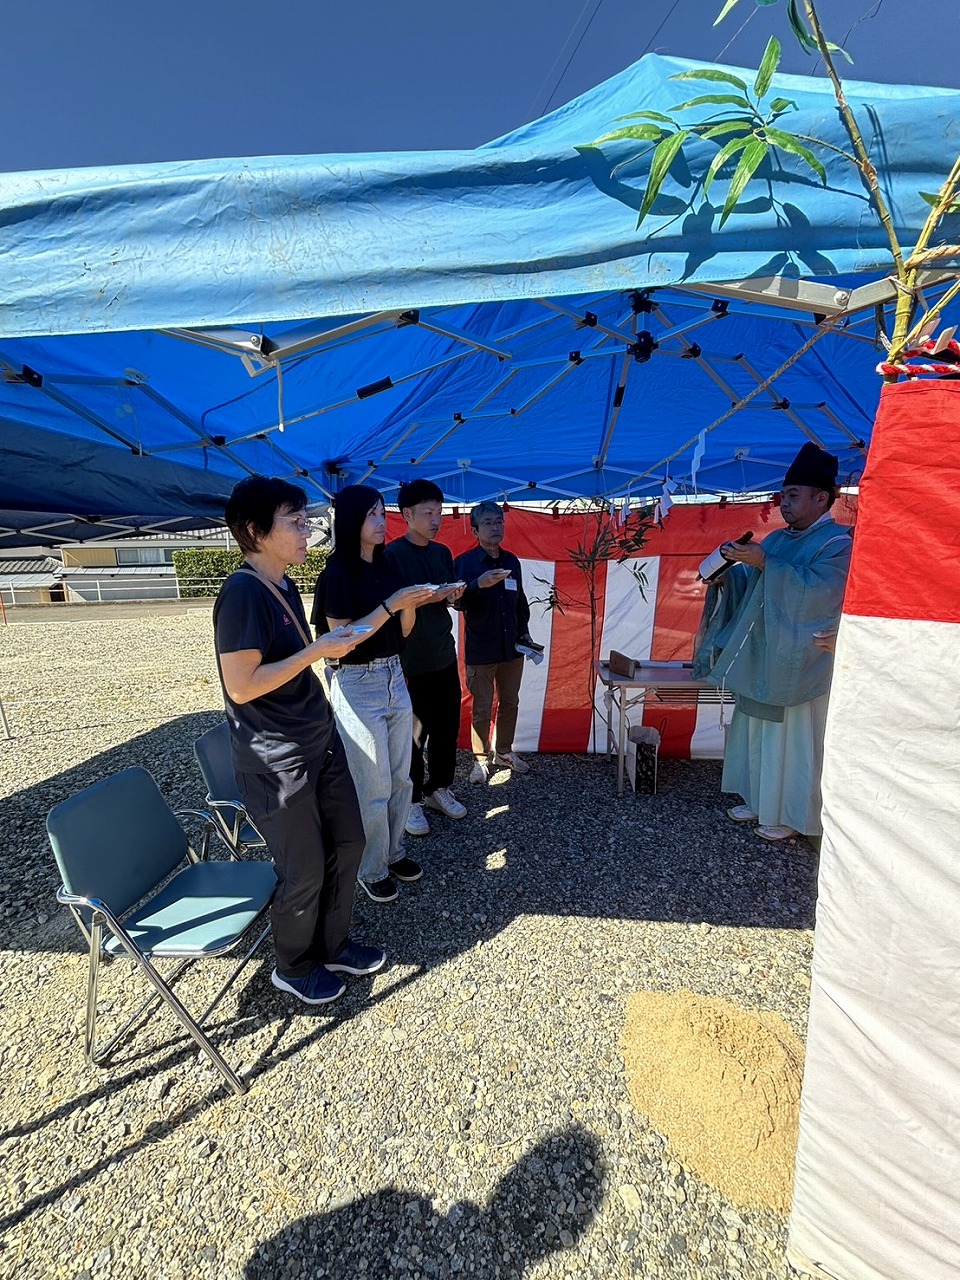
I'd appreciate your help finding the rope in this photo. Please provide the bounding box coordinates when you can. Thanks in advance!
[877,335,960,379]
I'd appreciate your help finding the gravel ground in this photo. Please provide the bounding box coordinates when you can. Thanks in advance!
[0,605,818,1280]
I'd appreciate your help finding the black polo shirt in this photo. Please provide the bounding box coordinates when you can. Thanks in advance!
[453,545,531,665]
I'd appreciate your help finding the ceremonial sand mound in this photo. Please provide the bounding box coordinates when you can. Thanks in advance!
[622,989,805,1213]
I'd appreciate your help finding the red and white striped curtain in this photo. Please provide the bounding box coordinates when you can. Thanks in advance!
[386,496,857,759]
[788,381,960,1280]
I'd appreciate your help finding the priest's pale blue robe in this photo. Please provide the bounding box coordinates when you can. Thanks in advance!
[694,514,853,835]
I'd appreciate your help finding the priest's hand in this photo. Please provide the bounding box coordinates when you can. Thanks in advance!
[721,541,765,569]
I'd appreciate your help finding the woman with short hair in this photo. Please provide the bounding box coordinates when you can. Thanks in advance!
[214,474,382,1006]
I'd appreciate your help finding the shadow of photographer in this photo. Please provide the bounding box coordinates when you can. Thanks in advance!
[243,1124,606,1280]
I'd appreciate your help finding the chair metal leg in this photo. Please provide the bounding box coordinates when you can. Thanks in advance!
[198,924,272,1026]
[84,915,103,1065]
[91,957,193,1066]
[116,941,248,1095]
[84,927,248,1095]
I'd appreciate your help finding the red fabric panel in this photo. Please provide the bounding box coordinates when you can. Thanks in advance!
[538,558,607,753]
[844,381,960,623]
[385,498,856,561]
[643,704,698,757]
[650,555,702,661]
[456,611,473,750]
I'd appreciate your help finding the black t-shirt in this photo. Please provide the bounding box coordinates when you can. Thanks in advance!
[383,537,457,676]
[213,569,334,775]
[314,555,404,664]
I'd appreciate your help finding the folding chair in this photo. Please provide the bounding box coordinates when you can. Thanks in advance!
[47,766,277,1096]
[194,721,267,859]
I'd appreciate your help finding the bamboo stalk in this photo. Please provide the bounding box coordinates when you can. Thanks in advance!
[801,0,904,278]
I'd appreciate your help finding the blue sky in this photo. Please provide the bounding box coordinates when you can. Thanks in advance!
[2,1,958,172]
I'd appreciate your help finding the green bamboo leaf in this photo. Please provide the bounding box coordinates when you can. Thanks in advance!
[719,137,769,227]
[703,134,752,198]
[919,191,960,214]
[787,0,818,53]
[671,93,754,112]
[754,36,782,99]
[765,127,827,184]
[612,110,676,124]
[637,129,690,228]
[713,0,743,23]
[670,68,749,92]
[825,40,853,64]
[592,124,670,146]
[769,97,798,114]
[700,120,754,140]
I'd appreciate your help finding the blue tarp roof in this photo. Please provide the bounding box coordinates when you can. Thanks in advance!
[1,54,957,542]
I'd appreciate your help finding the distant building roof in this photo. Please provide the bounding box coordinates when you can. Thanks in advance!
[59,565,175,577]
[0,573,59,589]
[0,556,62,575]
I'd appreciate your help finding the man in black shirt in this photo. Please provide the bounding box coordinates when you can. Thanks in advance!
[454,501,535,783]
[384,480,467,836]
[214,475,385,1006]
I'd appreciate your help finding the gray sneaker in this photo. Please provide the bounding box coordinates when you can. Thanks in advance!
[424,787,467,820]
[469,759,490,785]
[405,802,430,837]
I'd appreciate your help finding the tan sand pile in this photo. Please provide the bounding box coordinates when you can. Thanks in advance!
[622,989,804,1212]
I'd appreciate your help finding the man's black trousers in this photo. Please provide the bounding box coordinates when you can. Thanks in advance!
[238,732,365,978]
[407,661,462,801]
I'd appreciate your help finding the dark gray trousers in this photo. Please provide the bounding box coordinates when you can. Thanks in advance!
[238,732,365,978]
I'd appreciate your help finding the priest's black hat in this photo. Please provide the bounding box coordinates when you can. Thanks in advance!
[783,442,839,491]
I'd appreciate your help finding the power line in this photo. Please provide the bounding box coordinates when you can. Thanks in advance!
[529,0,603,120]
[714,5,758,62]
[638,0,683,61]
[812,0,884,74]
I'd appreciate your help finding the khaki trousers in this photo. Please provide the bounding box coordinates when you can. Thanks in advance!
[465,657,524,758]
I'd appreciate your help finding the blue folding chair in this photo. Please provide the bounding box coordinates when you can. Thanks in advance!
[194,721,267,859]
[47,766,277,1096]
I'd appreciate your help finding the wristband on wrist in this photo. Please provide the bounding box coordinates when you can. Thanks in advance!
[382,600,395,618]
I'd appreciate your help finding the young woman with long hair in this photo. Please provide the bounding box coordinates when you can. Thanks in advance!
[313,485,436,902]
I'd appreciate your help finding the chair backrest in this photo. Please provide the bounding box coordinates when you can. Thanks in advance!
[47,766,188,916]
[194,721,241,804]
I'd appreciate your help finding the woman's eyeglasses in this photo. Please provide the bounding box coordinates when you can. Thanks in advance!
[279,515,310,534]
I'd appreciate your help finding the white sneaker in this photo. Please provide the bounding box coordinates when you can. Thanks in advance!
[404,803,430,837]
[424,787,467,820]
[727,805,758,823]
[469,759,490,785]
[756,824,799,842]
[495,751,530,774]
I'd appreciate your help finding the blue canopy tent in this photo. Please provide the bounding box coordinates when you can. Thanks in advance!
[1,53,958,546]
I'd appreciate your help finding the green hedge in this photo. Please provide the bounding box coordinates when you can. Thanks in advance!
[173,547,330,598]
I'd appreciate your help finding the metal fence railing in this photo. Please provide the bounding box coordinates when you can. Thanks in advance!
[1,575,323,609]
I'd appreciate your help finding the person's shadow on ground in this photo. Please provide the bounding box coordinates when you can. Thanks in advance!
[243,1125,605,1280]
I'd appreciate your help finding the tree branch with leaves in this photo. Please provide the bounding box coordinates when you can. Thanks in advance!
[584,0,960,374]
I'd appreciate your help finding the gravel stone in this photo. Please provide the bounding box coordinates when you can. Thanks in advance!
[0,604,818,1279]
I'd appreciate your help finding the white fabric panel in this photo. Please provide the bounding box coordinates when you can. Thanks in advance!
[788,615,960,1280]
[592,558,660,752]
[688,700,727,760]
[512,557,554,752]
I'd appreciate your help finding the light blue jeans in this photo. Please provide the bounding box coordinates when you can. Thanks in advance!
[330,656,414,885]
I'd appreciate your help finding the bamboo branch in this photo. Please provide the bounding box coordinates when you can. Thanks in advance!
[801,0,904,277]
[905,277,960,347]
[907,154,960,263]
[792,133,859,166]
